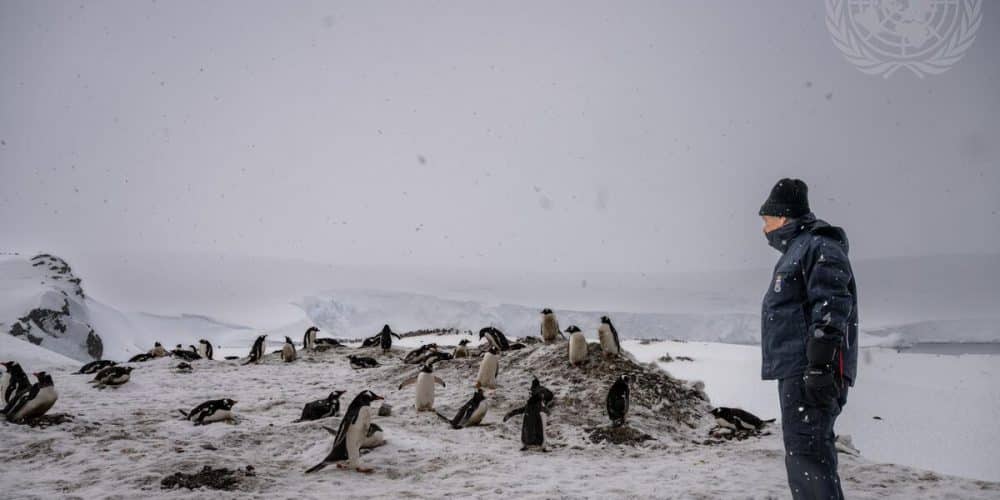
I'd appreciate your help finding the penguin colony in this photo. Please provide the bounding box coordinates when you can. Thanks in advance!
[1,309,742,477]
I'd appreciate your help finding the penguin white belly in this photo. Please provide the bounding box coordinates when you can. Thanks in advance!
[415,373,436,411]
[598,325,618,354]
[362,426,385,449]
[568,333,588,364]
[105,374,130,385]
[541,317,560,342]
[0,372,9,403]
[345,407,373,466]
[201,409,232,424]
[467,401,488,426]
[282,345,296,362]
[197,345,208,359]
[14,386,57,420]
[453,346,468,358]
[476,354,498,388]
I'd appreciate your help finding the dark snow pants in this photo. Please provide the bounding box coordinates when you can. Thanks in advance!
[778,376,849,500]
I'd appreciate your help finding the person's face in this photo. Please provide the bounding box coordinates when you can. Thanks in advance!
[761,215,788,234]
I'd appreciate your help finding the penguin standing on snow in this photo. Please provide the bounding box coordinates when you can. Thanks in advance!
[297,390,347,422]
[282,336,297,363]
[348,355,379,369]
[567,326,588,366]
[197,339,214,360]
[453,339,471,358]
[540,308,564,343]
[606,374,631,427]
[178,398,238,425]
[305,390,384,474]
[479,327,511,351]
[398,364,446,411]
[503,392,550,451]
[76,360,117,375]
[2,372,58,423]
[363,325,401,353]
[243,335,267,365]
[2,361,31,405]
[90,366,133,387]
[710,407,775,432]
[303,327,319,351]
[150,342,168,358]
[436,389,488,429]
[475,346,500,389]
[598,316,622,356]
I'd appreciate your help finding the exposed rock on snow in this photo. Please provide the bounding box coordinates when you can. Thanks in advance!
[160,465,256,491]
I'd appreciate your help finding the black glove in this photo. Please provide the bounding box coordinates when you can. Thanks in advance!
[803,333,840,407]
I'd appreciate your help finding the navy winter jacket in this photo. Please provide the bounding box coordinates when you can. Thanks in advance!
[761,213,858,385]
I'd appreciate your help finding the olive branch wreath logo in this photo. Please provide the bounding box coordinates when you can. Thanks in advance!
[826,0,983,78]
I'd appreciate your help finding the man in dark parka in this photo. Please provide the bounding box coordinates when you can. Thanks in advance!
[759,178,858,500]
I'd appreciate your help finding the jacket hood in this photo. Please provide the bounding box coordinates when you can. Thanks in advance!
[766,213,849,254]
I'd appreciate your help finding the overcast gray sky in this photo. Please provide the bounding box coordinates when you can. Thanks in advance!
[1,1,998,273]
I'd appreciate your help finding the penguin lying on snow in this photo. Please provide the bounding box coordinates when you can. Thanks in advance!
[566,326,587,366]
[403,344,438,364]
[242,335,267,365]
[282,336,297,362]
[175,362,193,373]
[90,366,133,387]
[149,342,168,358]
[598,316,622,356]
[2,372,58,423]
[128,353,155,363]
[606,375,631,427]
[436,389,488,429]
[362,423,385,449]
[421,351,454,365]
[348,355,379,369]
[1,361,31,405]
[710,407,775,432]
[398,364,446,412]
[178,398,238,425]
[479,327,511,351]
[503,392,550,451]
[172,345,201,362]
[305,390,384,474]
[76,359,117,375]
[296,391,346,422]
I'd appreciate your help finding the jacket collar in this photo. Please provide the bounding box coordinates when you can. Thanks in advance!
[765,212,816,253]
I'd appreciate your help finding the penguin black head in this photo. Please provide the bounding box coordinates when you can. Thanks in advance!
[488,346,500,355]
[1,361,15,370]
[420,364,434,373]
[175,344,183,350]
[618,374,631,385]
[458,339,469,346]
[221,398,238,409]
[154,342,162,347]
[601,316,612,324]
[33,372,54,386]
[123,366,135,374]
[285,336,293,344]
[531,377,541,389]
[566,325,581,334]
[189,345,198,352]
[541,308,553,314]
[328,390,346,401]
[355,390,384,405]
[199,339,209,345]
[306,326,319,333]
[381,325,392,334]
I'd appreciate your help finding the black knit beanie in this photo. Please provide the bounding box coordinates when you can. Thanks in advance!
[759,178,810,218]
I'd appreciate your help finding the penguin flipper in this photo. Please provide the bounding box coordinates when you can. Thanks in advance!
[434,410,452,424]
[304,462,328,474]
[434,376,446,388]
[177,409,189,418]
[398,376,418,390]
[503,407,525,422]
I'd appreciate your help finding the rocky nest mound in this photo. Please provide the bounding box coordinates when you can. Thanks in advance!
[160,465,256,491]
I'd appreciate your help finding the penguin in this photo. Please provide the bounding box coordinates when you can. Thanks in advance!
[297,390,347,422]
[348,355,379,369]
[606,374,631,427]
[503,392,550,451]
[76,360,117,375]
[242,335,267,365]
[530,377,555,409]
[178,398,238,425]
[282,336,297,363]
[475,346,500,389]
[1,361,31,405]
[453,339,471,358]
[539,308,564,343]
[171,346,201,362]
[197,339,214,360]
[404,343,438,364]
[710,407,775,432]
[305,390,384,474]
[175,362,193,373]
[598,316,622,356]
[421,351,454,365]
[149,342,168,358]
[566,325,588,366]
[361,423,385,449]
[436,389,488,429]
[377,325,401,353]
[479,327,510,351]
[398,364,446,411]
[128,353,154,363]
[90,366,133,387]
[303,326,319,351]
[314,337,344,349]
[2,372,57,423]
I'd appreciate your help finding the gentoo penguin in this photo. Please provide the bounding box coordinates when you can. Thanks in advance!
[475,346,500,389]
[282,336,297,363]
[305,390,384,474]
[242,335,267,365]
[128,353,154,363]
[347,355,379,369]
[503,392,550,451]
[453,339,471,358]
[710,407,775,432]
[178,398,238,425]
[2,372,57,423]
[436,389,488,429]
[422,351,454,364]
[540,308,564,343]
[1,361,31,405]
[172,345,201,362]
[314,337,344,349]
[303,327,319,351]
[175,362,193,373]
[530,377,555,409]
[361,325,401,353]
[398,364,446,411]
[404,343,438,364]
[197,339,214,360]
[598,316,622,356]
[76,359,117,375]
[90,366,133,387]
[297,390,347,422]
[362,423,386,449]
[479,327,511,351]
[567,326,588,366]
[150,342,168,358]
[606,374,631,427]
